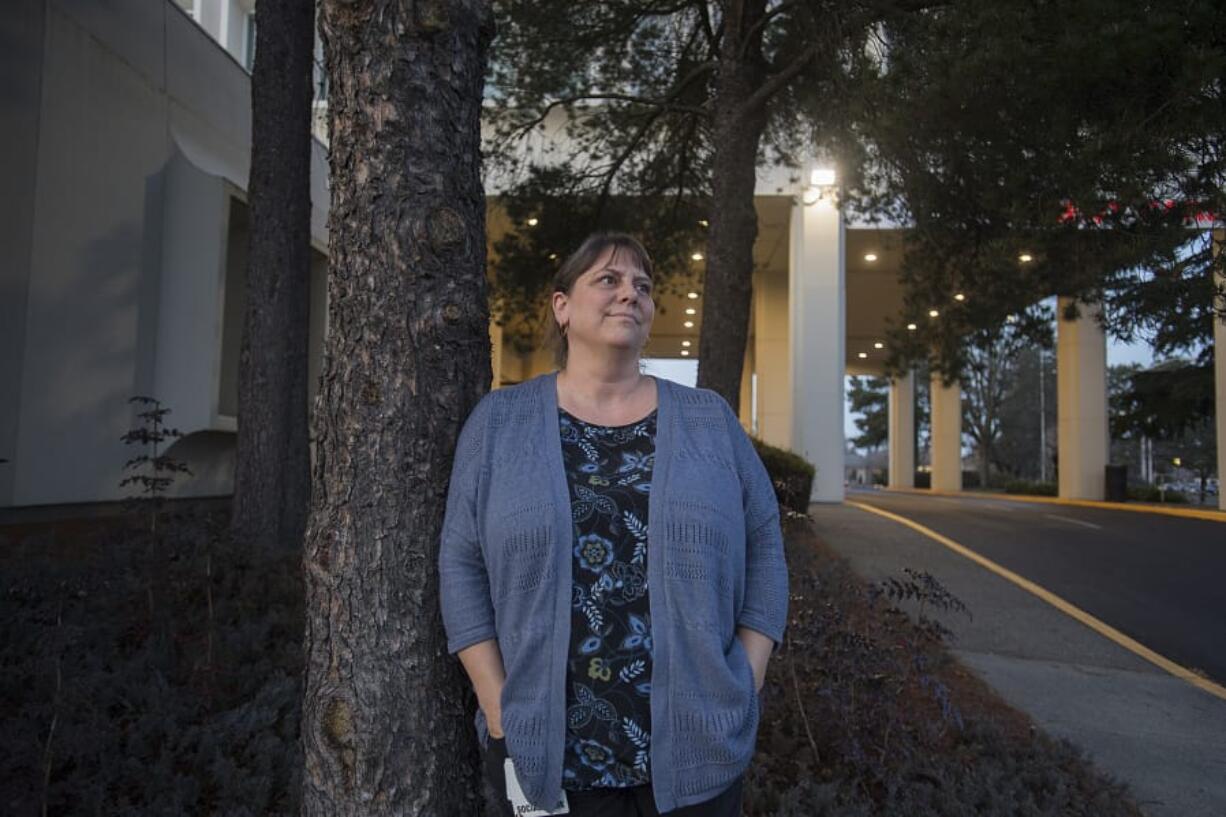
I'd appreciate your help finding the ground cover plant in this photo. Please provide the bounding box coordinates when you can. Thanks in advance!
[0,505,1141,815]
[743,512,1142,816]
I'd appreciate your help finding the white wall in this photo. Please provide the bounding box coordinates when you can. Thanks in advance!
[0,0,47,503]
[2,0,329,507]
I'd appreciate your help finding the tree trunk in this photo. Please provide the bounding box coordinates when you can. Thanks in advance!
[301,1,494,814]
[981,364,995,488]
[231,0,314,554]
[696,0,770,410]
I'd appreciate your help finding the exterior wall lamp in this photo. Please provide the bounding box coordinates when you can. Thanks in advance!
[801,166,837,205]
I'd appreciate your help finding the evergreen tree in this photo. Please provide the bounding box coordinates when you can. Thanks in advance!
[848,376,889,451]
[487,0,937,408]
[301,2,495,813]
[867,1,1225,378]
[232,0,315,554]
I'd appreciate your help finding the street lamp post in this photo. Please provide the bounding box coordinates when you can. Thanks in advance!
[1039,349,1047,482]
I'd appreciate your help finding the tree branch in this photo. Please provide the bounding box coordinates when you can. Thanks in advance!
[740,38,819,114]
[505,58,717,141]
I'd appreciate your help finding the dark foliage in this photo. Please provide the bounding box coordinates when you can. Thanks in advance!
[0,508,303,816]
[119,396,192,522]
[1,508,1140,816]
[751,437,815,515]
[1111,360,1216,442]
[1004,480,1059,497]
[847,377,889,451]
[743,513,1143,816]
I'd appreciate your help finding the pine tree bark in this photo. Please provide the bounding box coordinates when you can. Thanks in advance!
[301,1,495,814]
[697,0,771,410]
[232,0,314,554]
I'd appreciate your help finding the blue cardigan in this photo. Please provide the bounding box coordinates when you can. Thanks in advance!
[439,370,789,812]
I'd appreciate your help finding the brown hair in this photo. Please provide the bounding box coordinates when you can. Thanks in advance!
[548,232,655,369]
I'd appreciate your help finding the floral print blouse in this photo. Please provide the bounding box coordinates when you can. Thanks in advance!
[559,404,657,790]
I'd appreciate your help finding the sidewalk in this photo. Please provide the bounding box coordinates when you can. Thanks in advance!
[808,502,1226,817]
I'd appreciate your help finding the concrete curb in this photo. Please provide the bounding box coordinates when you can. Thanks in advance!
[878,486,1226,524]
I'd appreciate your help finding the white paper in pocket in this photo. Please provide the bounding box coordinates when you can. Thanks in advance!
[504,757,569,816]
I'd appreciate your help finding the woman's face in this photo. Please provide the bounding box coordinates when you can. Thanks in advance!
[555,246,655,356]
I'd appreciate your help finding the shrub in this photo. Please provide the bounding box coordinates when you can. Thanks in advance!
[0,507,303,816]
[1127,485,1187,504]
[1004,480,1058,496]
[752,438,816,514]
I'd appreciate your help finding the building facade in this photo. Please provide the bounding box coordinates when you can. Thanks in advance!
[4,0,1223,512]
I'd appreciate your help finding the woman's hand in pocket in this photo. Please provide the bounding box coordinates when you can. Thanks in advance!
[736,626,775,693]
[485,700,504,739]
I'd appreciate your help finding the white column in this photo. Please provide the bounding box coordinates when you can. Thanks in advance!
[930,373,962,492]
[739,337,755,428]
[489,320,503,390]
[1212,229,1225,511]
[753,265,790,447]
[888,370,915,489]
[789,196,846,504]
[1056,296,1109,500]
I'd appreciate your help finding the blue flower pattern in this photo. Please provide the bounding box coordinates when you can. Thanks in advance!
[560,406,656,790]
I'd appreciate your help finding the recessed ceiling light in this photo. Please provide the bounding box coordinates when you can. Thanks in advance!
[1019,253,1033,263]
[873,342,884,349]
[683,320,694,328]
[928,309,940,318]
[680,350,689,356]
[954,293,965,301]
[698,219,709,227]
[681,340,691,347]
[858,352,868,359]
[684,307,696,315]
[526,217,539,227]
[864,253,878,262]
[549,253,558,261]
[906,323,918,331]
[691,252,704,261]
[687,292,699,299]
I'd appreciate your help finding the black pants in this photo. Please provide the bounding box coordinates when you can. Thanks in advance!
[483,737,743,817]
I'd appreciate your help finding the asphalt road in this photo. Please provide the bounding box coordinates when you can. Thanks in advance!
[847,488,1226,685]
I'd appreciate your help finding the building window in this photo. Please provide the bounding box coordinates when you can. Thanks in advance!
[243,12,256,72]
[219,197,249,419]
[219,195,329,420]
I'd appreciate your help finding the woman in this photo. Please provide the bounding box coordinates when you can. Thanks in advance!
[439,232,789,816]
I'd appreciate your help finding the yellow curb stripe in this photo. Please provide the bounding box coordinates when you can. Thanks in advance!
[845,499,1226,703]
[881,486,1226,523]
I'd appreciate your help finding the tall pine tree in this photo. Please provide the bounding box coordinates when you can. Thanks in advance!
[232,0,315,554]
[301,1,495,813]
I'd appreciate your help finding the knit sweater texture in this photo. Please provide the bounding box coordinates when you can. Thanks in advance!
[439,370,789,813]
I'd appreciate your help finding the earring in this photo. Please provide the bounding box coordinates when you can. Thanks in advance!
[560,323,568,337]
